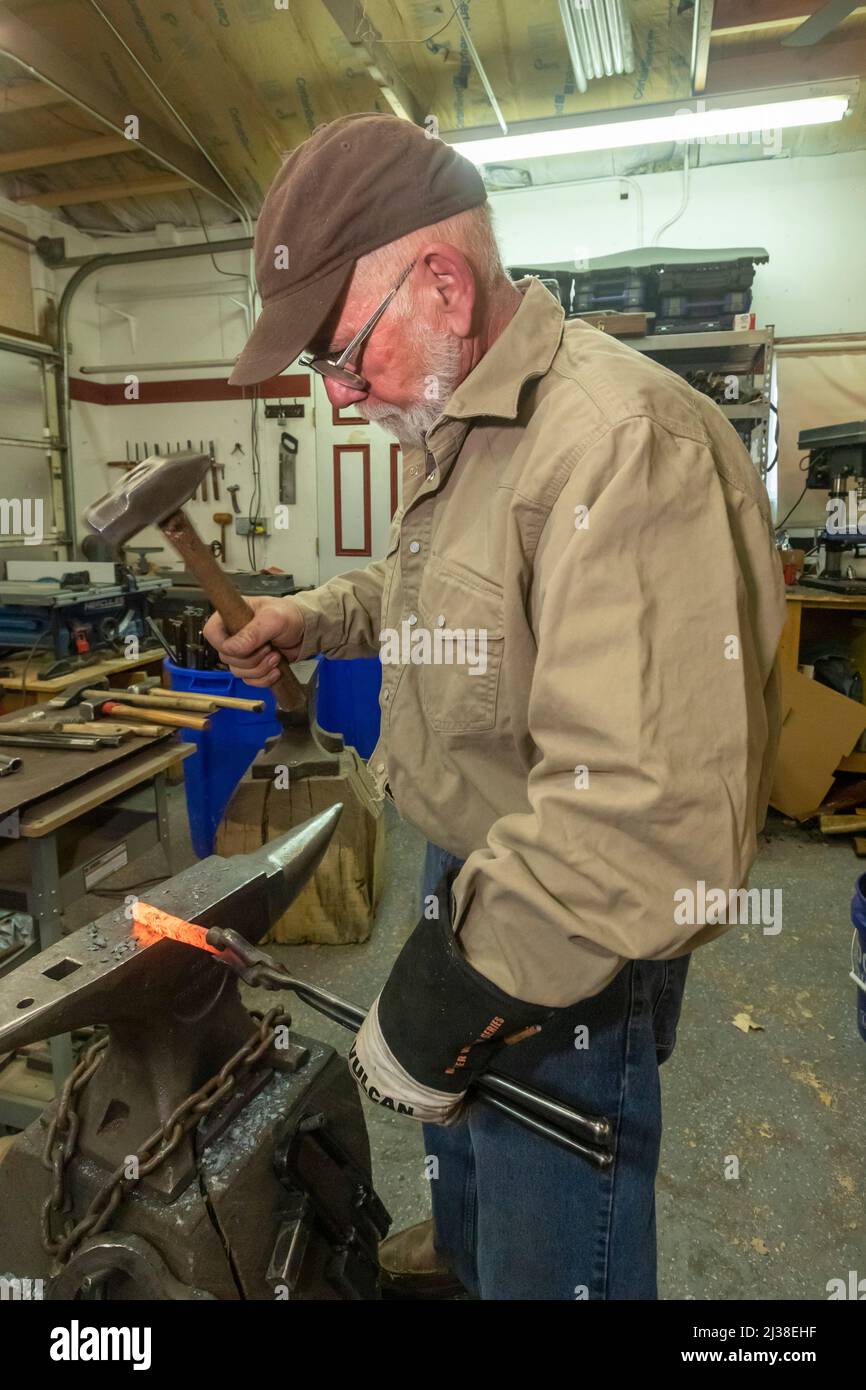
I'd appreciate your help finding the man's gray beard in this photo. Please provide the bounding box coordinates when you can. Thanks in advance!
[356,328,462,448]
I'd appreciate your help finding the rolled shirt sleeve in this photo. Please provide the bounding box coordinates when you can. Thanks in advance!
[450,416,786,1008]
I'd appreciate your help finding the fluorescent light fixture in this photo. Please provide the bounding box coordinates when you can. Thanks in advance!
[449,93,851,165]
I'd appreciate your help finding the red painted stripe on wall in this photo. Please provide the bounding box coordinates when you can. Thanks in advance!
[68,374,311,405]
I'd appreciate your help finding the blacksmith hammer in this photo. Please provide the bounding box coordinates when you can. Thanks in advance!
[84,452,305,713]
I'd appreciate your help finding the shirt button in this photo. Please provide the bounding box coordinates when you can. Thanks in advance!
[382,689,390,702]
[426,470,436,482]
[376,762,385,774]
[407,613,417,625]
[408,540,421,554]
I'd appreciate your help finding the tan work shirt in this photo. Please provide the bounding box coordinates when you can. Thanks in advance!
[293,277,786,1007]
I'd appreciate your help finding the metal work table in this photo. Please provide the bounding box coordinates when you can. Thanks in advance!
[0,645,165,713]
[0,725,194,1129]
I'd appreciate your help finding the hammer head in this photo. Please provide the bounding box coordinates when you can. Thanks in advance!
[47,676,109,709]
[84,451,211,551]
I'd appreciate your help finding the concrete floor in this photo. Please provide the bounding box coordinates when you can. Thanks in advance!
[63,788,866,1301]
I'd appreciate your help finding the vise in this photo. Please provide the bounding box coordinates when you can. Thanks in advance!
[0,805,389,1300]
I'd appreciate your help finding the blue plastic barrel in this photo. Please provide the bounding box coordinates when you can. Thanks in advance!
[315,655,382,761]
[164,658,281,858]
[849,873,866,1043]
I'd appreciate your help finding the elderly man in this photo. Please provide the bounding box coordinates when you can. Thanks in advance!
[204,113,786,1301]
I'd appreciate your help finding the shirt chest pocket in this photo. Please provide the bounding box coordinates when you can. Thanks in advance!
[416,562,505,734]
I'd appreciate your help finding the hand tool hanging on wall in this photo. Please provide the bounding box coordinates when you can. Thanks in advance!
[213,512,232,564]
[195,441,208,504]
[209,440,223,501]
[278,432,298,506]
[84,453,306,711]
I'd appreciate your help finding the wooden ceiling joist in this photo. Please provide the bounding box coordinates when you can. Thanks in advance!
[16,173,190,209]
[706,36,866,93]
[0,134,130,174]
[321,0,424,124]
[692,0,716,93]
[712,0,812,32]
[0,10,242,214]
[0,79,67,112]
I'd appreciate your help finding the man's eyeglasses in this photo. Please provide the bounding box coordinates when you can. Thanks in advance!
[300,259,416,390]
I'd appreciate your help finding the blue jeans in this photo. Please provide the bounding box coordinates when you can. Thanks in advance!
[419,841,690,1300]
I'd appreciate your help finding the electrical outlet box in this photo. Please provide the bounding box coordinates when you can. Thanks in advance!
[235,518,269,537]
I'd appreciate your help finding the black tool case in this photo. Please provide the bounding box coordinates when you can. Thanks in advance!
[509,248,768,331]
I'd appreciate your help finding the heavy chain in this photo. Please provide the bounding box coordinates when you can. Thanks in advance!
[41,1008,291,1269]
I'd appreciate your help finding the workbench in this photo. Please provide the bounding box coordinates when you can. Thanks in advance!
[781,587,866,775]
[0,720,194,1130]
[0,646,165,713]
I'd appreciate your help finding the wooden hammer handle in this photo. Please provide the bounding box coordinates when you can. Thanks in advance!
[83,688,216,714]
[161,510,305,711]
[101,702,210,731]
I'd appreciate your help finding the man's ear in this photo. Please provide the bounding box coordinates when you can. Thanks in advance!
[415,243,477,339]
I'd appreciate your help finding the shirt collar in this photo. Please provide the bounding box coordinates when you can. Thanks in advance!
[431,276,565,433]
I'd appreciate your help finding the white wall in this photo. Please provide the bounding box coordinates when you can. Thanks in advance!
[489,150,866,338]
[63,238,320,588]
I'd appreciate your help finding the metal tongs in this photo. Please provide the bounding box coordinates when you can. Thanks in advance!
[206,925,615,1170]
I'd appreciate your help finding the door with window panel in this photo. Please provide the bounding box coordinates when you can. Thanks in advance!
[313,374,402,583]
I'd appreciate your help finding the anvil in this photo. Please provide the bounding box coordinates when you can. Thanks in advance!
[0,805,390,1298]
[0,806,341,1199]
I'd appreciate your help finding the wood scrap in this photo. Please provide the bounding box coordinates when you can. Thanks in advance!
[808,777,866,819]
[818,814,866,835]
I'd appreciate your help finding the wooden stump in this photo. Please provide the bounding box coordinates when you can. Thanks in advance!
[216,743,384,945]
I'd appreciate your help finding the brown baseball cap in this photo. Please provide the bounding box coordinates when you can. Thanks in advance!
[228,113,487,387]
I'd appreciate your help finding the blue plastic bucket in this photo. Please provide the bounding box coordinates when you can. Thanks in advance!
[315,655,382,761]
[849,873,866,1044]
[164,658,281,858]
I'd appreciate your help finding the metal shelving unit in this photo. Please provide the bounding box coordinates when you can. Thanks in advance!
[0,330,72,553]
[628,327,776,476]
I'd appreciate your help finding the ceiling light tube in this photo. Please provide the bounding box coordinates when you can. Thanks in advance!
[558,0,589,94]
[574,1,604,80]
[606,0,624,75]
[574,22,595,87]
[592,0,615,77]
[448,91,852,164]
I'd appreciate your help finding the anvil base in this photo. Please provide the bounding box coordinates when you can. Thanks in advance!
[0,1031,389,1300]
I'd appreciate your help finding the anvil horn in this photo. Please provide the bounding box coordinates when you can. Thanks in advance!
[0,803,343,1055]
